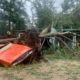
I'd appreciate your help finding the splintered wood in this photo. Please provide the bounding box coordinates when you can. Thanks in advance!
[15,29,43,63]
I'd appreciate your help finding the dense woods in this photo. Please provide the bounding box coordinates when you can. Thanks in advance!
[0,0,80,35]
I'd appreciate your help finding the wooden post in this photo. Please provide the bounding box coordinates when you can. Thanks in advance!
[72,33,77,49]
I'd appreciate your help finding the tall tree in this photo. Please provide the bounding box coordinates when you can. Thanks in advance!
[32,0,56,28]
[61,0,80,29]
[0,0,29,32]
[71,1,80,28]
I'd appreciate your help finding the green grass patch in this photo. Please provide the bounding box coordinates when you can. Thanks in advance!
[44,47,80,60]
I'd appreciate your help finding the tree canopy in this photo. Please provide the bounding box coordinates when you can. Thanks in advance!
[61,0,80,29]
[32,0,56,28]
[0,0,29,35]
[0,0,80,35]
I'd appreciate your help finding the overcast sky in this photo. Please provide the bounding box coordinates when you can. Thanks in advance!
[26,0,64,18]
[54,0,63,12]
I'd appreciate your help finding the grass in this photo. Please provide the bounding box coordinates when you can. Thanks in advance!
[45,47,80,60]
[0,48,80,80]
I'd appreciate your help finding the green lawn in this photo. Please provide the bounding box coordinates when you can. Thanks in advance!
[0,53,80,80]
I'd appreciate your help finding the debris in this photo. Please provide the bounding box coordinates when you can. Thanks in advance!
[0,38,17,44]
[0,28,77,67]
[0,44,5,48]
[0,43,32,67]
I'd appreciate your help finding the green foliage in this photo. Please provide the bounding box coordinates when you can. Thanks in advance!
[36,7,53,28]
[33,0,56,28]
[0,0,80,35]
[60,0,80,29]
[45,47,80,60]
[71,5,80,28]
[61,0,75,13]
[0,0,29,34]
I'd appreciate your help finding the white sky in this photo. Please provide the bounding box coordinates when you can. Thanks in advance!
[54,0,64,12]
[25,0,64,18]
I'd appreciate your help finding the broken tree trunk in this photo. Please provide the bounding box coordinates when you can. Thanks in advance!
[0,38,17,44]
